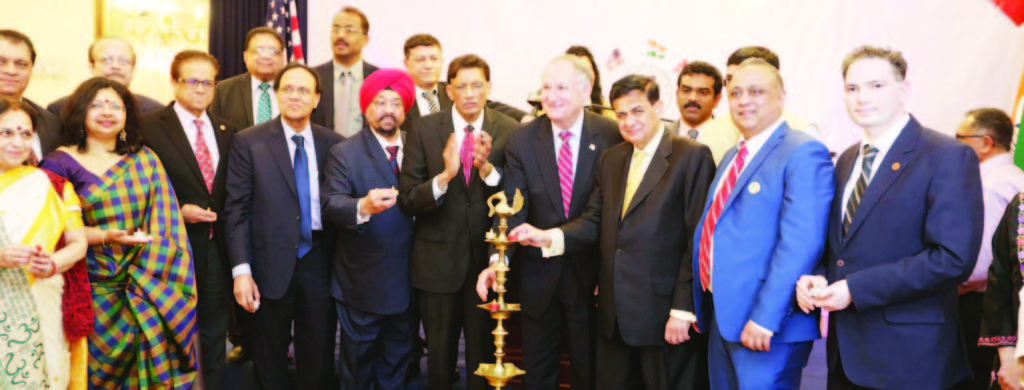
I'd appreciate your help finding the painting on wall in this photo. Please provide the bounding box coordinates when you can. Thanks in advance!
[96,0,210,103]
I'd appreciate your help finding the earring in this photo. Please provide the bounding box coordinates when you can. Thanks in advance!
[119,129,126,142]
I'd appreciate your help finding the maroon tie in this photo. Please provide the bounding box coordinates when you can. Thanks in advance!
[385,145,400,176]
[193,119,216,193]
[698,141,748,292]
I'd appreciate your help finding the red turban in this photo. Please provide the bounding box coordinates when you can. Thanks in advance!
[359,68,415,114]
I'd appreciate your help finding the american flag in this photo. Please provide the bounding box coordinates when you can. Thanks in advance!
[266,0,305,64]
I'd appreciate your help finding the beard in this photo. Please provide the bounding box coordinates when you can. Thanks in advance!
[374,114,399,137]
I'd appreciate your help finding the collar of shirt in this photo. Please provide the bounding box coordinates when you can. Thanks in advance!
[172,101,212,130]
[980,152,1013,177]
[415,85,438,99]
[372,129,403,155]
[552,111,585,140]
[281,118,314,150]
[737,116,784,162]
[250,76,274,93]
[414,85,439,114]
[634,123,666,157]
[333,58,364,81]
[858,113,909,159]
[452,108,486,146]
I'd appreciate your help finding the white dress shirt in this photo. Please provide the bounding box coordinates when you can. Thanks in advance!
[551,112,585,182]
[840,114,910,222]
[415,85,440,115]
[172,102,219,168]
[249,77,279,125]
[232,119,321,279]
[679,117,741,166]
[356,131,404,224]
[333,59,365,135]
[431,109,501,198]
[964,153,1024,291]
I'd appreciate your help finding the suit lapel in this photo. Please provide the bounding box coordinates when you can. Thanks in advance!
[572,114,601,217]
[608,146,630,226]
[831,146,857,249]
[844,118,921,240]
[240,74,254,127]
[720,123,789,213]
[317,62,335,129]
[313,128,331,183]
[267,119,299,200]
[622,131,671,219]
[437,81,453,110]
[161,106,207,191]
[362,128,399,186]
[533,119,565,219]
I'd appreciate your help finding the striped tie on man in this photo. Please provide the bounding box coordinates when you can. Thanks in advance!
[843,144,878,235]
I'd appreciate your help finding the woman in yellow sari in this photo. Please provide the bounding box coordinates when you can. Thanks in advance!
[0,98,89,389]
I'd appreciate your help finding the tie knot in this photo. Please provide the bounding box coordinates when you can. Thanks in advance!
[422,91,434,99]
[863,143,878,157]
[291,135,304,148]
[193,119,204,130]
[385,145,399,157]
[633,149,647,160]
[737,140,748,156]
[559,131,572,141]
[259,82,270,91]
[687,129,699,140]
[464,125,474,134]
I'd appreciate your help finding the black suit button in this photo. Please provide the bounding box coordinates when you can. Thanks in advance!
[837,260,845,267]
[296,216,300,220]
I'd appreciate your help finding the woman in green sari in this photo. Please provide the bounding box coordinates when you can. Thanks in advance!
[0,98,89,389]
[40,78,198,389]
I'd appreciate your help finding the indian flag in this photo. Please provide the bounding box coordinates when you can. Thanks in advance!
[1014,73,1024,169]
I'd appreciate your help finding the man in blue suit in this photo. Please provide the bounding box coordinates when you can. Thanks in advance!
[321,69,418,390]
[692,58,834,389]
[796,46,983,390]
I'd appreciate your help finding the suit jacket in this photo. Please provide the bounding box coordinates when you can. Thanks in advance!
[397,107,517,294]
[499,112,621,318]
[311,60,379,130]
[691,122,833,344]
[822,116,982,390]
[560,130,715,346]
[48,92,163,117]
[401,81,528,132]
[25,98,61,157]
[321,128,415,315]
[141,104,237,284]
[223,116,345,299]
[210,73,259,130]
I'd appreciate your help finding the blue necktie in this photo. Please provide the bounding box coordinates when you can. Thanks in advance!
[292,135,313,258]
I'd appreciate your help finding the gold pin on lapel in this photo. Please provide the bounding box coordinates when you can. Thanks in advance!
[219,124,226,131]
[748,182,761,194]
[892,162,901,171]
[589,144,596,151]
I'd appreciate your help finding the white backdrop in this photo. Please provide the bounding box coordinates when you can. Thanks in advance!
[306,0,1024,151]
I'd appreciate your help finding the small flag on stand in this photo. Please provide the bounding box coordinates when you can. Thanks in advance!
[266,0,305,64]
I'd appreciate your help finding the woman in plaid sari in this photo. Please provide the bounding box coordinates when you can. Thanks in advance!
[0,98,90,390]
[40,78,198,389]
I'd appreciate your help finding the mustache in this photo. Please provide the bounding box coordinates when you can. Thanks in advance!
[334,38,348,47]
[684,101,701,110]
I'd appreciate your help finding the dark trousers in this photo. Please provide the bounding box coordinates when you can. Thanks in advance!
[952,292,996,390]
[418,267,495,390]
[595,322,704,390]
[228,295,251,352]
[195,241,231,390]
[251,237,336,390]
[336,301,416,390]
[521,265,595,390]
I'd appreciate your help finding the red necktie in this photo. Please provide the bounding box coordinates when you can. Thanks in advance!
[698,141,748,292]
[193,119,216,193]
[385,145,400,176]
[461,125,475,186]
[557,131,574,219]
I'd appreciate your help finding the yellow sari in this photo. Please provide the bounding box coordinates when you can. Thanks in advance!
[0,166,86,390]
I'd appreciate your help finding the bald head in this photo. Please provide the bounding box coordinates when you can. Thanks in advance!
[89,37,136,86]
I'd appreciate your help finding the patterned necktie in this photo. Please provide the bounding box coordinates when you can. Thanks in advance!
[698,141,749,292]
[843,144,879,236]
[423,90,440,114]
[292,135,313,258]
[461,125,475,186]
[192,119,215,193]
[687,129,699,141]
[256,82,271,124]
[557,131,574,219]
[621,149,648,220]
[335,70,351,135]
[385,145,400,176]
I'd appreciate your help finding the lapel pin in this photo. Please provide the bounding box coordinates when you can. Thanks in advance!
[219,124,226,131]
[589,144,596,151]
[748,182,761,194]
[892,162,900,171]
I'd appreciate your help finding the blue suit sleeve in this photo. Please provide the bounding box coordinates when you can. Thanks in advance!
[320,143,363,232]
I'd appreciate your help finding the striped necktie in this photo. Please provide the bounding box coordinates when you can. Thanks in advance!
[698,141,748,291]
[843,144,879,236]
[423,90,440,114]
[557,131,574,219]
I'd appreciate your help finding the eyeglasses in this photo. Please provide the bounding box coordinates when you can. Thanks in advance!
[178,78,215,89]
[371,99,403,110]
[331,26,363,36]
[88,101,126,112]
[280,86,313,96]
[249,46,283,56]
[98,56,132,66]
[954,134,989,140]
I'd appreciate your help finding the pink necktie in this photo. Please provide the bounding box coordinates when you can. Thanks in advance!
[461,125,475,186]
[698,141,748,292]
[557,131,574,219]
[193,119,215,193]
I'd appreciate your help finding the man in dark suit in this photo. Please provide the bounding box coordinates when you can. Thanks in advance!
[224,63,344,390]
[47,37,163,116]
[140,50,237,390]
[398,54,518,390]
[322,69,417,390]
[210,26,286,131]
[514,75,715,390]
[475,55,621,390]
[0,30,60,161]
[796,46,984,390]
[311,6,378,136]
[401,34,526,134]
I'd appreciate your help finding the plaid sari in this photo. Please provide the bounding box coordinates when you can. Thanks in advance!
[54,148,198,389]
